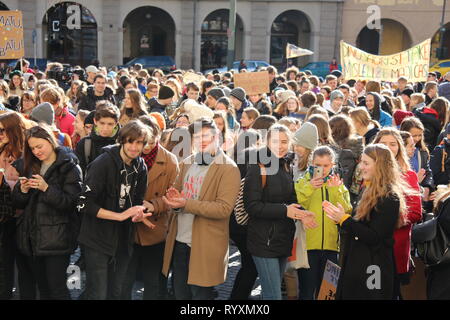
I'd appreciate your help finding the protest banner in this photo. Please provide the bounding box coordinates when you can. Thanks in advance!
[183,72,204,85]
[317,260,341,300]
[0,11,24,59]
[340,39,431,82]
[234,71,269,95]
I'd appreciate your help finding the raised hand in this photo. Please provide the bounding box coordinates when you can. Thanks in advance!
[322,201,346,223]
[327,174,343,188]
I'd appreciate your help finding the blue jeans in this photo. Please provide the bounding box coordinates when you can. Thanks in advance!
[297,250,338,300]
[252,256,287,300]
[172,241,214,300]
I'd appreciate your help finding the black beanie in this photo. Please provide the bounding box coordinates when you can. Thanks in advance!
[159,85,175,100]
[84,110,96,125]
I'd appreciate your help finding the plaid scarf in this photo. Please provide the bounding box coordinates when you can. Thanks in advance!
[142,144,159,171]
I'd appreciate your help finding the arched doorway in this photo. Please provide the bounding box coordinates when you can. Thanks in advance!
[431,22,450,63]
[42,1,97,67]
[200,9,244,71]
[356,19,412,55]
[122,6,176,64]
[0,2,9,10]
[270,10,311,70]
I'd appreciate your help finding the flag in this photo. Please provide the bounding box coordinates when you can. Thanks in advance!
[286,43,313,59]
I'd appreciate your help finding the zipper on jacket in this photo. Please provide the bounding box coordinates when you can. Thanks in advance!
[321,186,325,250]
[267,224,274,247]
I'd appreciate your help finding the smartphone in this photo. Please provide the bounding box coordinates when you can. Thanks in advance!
[313,166,324,179]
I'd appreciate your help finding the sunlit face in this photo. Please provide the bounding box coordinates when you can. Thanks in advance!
[94,78,106,94]
[301,82,310,93]
[327,79,337,90]
[214,117,225,132]
[240,112,253,128]
[176,116,190,128]
[409,127,423,145]
[193,127,218,153]
[312,155,334,178]
[267,131,289,158]
[294,145,307,157]
[405,136,415,158]
[124,93,132,108]
[0,123,9,147]
[94,117,117,137]
[22,96,37,113]
[248,94,260,104]
[147,87,158,98]
[378,134,399,158]
[360,153,376,181]
[122,137,146,160]
[142,135,157,155]
[187,89,199,101]
[73,114,85,135]
[28,137,55,162]
[366,95,375,110]
[332,97,344,110]
[12,75,21,87]
[355,81,365,93]
[205,95,216,108]
[401,94,411,105]
[71,83,80,95]
[215,102,227,111]
[286,98,298,113]
[320,89,330,98]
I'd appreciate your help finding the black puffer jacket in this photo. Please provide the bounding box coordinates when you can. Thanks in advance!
[12,147,83,256]
[78,86,116,112]
[77,144,147,257]
[413,106,442,152]
[243,147,297,258]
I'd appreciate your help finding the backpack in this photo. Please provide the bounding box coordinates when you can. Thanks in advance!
[336,148,358,189]
[234,163,267,226]
[412,195,450,266]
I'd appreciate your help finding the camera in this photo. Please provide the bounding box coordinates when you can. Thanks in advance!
[47,64,85,90]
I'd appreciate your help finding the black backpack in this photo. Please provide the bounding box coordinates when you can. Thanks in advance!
[336,148,358,189]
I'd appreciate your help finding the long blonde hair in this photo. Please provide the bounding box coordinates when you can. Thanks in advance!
[373,128,410,173]
[356,144,408,228]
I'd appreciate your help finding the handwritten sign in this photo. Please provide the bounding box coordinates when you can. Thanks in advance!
[234,71,270,95]
[183,72,204,85]
[317,260,341,300]
[0,11,24,59]
[340,39,431,82]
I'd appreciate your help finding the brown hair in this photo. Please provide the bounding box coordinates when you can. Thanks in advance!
[117,120,150,145]
[0,112,25,159]
[40,87,61,106]
[429,97,448,127]
[19,91,37,113]
[0,80,10,100]
[300,91,317,108]
[9,74,26,91]
[366,80,381,93]
[95,101,120,122]
[399,116,429,155]
[243,107,261,122]
[307,115,335,146]
[305,105,329,121]
[120,88,148,121]
[24,124,58,175]
[329,115,356,147]
[349,107,380,128]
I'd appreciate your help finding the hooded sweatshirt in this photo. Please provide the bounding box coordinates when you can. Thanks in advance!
[366,92,392,128]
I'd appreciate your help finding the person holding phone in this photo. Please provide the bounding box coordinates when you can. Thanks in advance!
[243,124,317,300]
[295,146,352,300]
[12,124,83,300]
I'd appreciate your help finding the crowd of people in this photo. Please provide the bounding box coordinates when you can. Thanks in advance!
[0,57,449,300]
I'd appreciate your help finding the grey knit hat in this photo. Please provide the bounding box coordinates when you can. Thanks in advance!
[292,122,319,150]
[330,90,345,104]
[207,88,225,100]
[30,102,54,126]
[230,87,246,102]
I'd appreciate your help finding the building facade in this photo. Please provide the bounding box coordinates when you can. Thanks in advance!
[0,0,344,70]
[2,0,449,71]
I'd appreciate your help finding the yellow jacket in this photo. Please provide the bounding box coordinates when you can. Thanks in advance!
[295,172,352,252]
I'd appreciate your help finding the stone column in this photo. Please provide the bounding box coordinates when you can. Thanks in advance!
[18,0,37,59]
[102,0,121,67]
[249,1,269,62]
[179,0,196,70]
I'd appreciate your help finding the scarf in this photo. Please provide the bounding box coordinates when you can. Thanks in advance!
[142,143,159,171]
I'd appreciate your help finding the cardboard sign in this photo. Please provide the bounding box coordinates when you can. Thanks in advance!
[317,260,341,300]
[183,72,204,85]
[234,71,270,95]
[0,11,24,59]
[340,39,431,82]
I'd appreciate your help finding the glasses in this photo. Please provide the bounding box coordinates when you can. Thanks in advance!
[0,128,5,135]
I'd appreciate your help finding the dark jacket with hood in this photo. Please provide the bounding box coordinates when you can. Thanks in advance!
[12,147,83,256]
[235,100,252,122]
[78,86,116,112]
[413,106,442,152]
[243,147,297,258]
[365,92,392,128]
[77,144,147,257]
[147,98,170,127]
[75,126,120,174]
[253,98,271,115]
[430,138,450,185]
